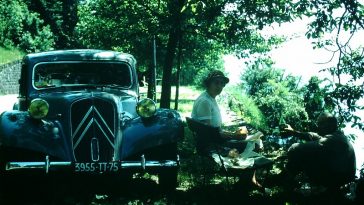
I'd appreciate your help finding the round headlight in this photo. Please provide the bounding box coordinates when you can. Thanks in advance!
[28,98,49,119]
[136,98,156,118]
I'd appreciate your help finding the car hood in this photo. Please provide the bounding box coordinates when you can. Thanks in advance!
[31,90,137,126]
[27,91,138,161]
[0,90,184,162]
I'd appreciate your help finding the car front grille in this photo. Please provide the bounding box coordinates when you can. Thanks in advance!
[71,98,116,162]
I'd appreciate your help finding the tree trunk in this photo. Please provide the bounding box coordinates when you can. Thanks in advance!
[159,0,184,109]
[61,0,78,48]
[159,28,179,108]
[174,39,182,110]
[30,0,78,49]
[147,36,157,101]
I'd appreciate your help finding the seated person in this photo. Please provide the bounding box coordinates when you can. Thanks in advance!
[190,70,269,191]
[281,113,356,189]
[191,70,247,140]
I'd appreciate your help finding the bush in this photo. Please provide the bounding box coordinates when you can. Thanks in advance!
[240,59,309,133]
[0,0,54,52]
[255,80,308,132]
[223,86,268,131]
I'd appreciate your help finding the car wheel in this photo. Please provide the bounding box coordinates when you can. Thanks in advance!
[157,143,178,191]
[158,168,178,191]
[0,174,25,203]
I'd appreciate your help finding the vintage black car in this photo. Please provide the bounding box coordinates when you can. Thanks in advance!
[0,49,183,191]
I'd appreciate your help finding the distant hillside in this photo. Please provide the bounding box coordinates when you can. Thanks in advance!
[0,47,24,65]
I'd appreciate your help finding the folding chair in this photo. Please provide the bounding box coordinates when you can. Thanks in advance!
[185,117,230,185]
[186,117,274,188]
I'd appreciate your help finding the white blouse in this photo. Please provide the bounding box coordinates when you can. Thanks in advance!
[191,91,222,127]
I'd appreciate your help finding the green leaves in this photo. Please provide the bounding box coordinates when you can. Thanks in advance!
[240,58,308,132]
[300,0,364,131]
[0,0,54,52]
[303,76,334,130]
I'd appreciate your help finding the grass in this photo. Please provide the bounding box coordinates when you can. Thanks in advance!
[140,85,201,119]
[169,86,201,118]
[0,47,24,65]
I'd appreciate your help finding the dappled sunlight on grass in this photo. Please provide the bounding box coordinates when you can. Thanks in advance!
[140,85,201,119]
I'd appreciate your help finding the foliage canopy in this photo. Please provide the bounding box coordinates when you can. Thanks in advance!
[0,0,363,130]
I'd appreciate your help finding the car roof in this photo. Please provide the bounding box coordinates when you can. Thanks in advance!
[23,49,136,66]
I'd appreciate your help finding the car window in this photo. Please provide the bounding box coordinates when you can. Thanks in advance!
[33,62,132,89]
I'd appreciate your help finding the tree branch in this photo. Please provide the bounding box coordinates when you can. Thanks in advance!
[343,0,364,30]
[314,50,337,65]
[137,1,164,20]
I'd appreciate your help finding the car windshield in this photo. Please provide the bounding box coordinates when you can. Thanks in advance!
[33,62,132,89]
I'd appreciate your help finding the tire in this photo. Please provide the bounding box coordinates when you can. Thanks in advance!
[157,143,178,191]
[0,174,28,203]
[158,168,178,191]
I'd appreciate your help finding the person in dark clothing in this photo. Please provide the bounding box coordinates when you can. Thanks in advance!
[281,113,356,189]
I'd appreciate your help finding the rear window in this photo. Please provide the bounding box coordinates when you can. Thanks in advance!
[33,62,132,89]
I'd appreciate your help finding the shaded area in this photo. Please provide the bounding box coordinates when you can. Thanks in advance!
[0,176,356,205]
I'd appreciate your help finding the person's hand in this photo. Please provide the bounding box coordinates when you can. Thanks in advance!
[234,126,248,140]
[237,126,248,135]
[280,124,296,137]
[228,148,239,158]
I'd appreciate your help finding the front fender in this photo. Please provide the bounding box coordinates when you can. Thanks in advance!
[118,109,183,160]
[0,111,72,161]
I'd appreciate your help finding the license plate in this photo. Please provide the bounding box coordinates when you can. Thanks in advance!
[74,162,120,173]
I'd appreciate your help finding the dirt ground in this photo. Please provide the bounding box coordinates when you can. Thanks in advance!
[0,176,356,205]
